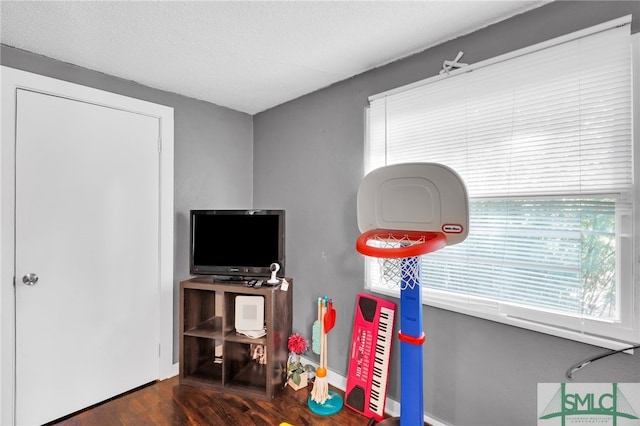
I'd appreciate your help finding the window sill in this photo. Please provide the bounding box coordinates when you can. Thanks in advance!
[369,285,638,352]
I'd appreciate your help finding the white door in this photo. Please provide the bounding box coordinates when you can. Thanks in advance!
[15,89,160,425]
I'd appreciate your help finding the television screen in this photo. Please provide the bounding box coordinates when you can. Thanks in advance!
[190,209,285,279]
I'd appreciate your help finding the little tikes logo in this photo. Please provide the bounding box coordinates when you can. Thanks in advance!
[538,383,640,425]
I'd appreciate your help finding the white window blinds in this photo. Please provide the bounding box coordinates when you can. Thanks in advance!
[365,18,636,347]
[367,23,632,198]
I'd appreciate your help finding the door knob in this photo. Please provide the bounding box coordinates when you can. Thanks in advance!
[22,273,39,286]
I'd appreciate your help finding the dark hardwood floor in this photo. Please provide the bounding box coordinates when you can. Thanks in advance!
[50,376,376,426]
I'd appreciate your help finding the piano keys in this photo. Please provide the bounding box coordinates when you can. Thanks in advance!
[345,293,396,421]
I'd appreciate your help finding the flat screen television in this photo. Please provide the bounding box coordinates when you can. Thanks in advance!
[190,209,285,279]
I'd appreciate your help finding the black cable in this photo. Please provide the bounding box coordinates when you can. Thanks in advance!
[566,344,640,379]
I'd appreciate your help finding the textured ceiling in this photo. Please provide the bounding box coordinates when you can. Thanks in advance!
[1,1,549,114]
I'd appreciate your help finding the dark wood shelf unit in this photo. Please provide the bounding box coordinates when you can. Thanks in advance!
[179,277,292,401]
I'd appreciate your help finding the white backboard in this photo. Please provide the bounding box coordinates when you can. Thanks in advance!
[357,163,469,246]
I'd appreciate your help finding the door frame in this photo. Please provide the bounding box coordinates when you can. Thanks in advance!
[0,66,175,425]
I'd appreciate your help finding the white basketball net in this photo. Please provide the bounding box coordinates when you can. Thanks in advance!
[365,233,424,291]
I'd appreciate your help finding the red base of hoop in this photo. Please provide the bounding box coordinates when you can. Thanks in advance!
[356,229,447,259]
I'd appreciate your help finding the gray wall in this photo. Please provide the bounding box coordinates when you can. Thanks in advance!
[0,44,254,362]
[253,2,640,425]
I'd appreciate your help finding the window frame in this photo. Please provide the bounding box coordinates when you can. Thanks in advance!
[363,21,639,351]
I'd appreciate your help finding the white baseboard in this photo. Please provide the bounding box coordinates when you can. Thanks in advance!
[300,356,448,426]
[169,362,179,378]
[160,362,179,381]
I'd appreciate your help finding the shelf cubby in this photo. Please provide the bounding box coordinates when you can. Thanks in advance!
[181,336,223,386]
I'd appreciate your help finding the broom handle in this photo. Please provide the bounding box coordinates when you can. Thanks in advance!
[318,301,322,369]
[320,302,326,369]
[323,320,327,370]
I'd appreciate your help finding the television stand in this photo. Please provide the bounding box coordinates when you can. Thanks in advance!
[179,277,293,400]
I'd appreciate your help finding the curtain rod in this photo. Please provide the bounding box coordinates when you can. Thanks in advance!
[369,14,632,103]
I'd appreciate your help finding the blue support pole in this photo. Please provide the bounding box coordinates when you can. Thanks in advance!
[399,256,424,426]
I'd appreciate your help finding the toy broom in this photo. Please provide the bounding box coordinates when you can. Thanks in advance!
[311,298,337,405]
[308,297,342,415]
[311,298,328,403]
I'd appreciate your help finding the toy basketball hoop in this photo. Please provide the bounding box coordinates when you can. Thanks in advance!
[357,229,446,291]
[356,162,468,426]
[356,229,446,259]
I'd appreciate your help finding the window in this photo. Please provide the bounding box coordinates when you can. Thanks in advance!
[364,17,638,349]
